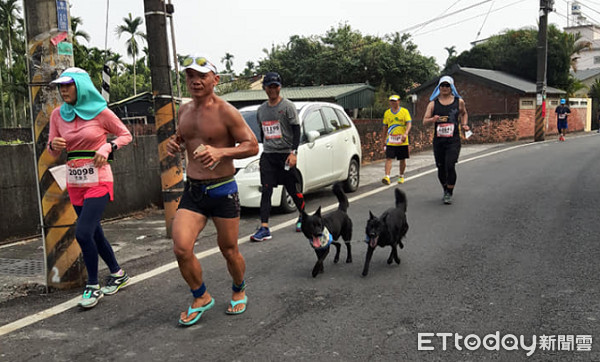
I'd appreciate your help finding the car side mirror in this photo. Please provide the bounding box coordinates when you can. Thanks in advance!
[306,130,320,143]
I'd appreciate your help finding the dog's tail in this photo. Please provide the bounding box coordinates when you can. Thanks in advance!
[333,182,349,212]
[394,188,407,212]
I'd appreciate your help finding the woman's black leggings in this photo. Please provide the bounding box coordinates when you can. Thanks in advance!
[433,140,461,187]
[73,194,120,285]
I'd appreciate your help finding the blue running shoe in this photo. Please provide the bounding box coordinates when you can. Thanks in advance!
[295,216,302,232]
[250,226,271,242]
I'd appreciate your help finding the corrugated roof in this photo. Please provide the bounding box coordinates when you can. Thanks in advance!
[573,68,600,82]
[221,83,375,108]
[459,67,565,94]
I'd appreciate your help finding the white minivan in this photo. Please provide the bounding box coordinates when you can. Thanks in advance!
[234,101,362,212]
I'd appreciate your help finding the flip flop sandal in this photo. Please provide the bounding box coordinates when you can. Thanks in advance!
[178,298,215,326]
[225,296,248,315]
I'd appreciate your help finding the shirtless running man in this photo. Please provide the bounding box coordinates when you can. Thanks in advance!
[167,54,258,326]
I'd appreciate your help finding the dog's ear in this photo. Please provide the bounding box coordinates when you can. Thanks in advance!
[369,211,375,219]
[315,206,321,217]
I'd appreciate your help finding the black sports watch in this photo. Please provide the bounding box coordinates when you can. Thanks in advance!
[290,149,297,155]
[110,142,118,152]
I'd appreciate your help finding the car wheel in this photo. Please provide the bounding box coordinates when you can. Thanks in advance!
[343,158,360,193]
[278,188,297,214]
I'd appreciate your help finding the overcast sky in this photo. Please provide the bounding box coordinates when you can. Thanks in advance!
[69,0,583,74]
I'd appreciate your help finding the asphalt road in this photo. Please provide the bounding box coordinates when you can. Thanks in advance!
[1,135,600,361]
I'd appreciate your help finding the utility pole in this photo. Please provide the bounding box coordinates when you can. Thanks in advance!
[144,0,182,237]
[24,0,86,289]
[535,0,554,142]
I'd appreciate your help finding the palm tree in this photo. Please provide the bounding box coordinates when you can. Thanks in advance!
[115,13,145,95]
[221,52,234,74]
[71,16,90,45]
[564,32,591,72]
[0,0,21,127]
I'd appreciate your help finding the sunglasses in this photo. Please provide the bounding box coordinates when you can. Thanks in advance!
[440,83,451,88]
[182,56,209,67]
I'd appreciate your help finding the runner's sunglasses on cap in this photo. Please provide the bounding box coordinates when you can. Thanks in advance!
[182,56,217,73]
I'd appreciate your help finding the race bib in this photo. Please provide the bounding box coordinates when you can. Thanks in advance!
[436,123,455,138]
[67,159,99,187]
[388,134,404,145]
[558,114,566,119]
[262,120,282,140]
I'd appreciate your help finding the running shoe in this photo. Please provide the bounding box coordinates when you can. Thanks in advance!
[295,216,302,232]
[443,192,452,205]
[101,271,130,295]
[559,135,565,142]
[381,176,391,185]
[397,176,405,184]
[250,226,272,242]
[78,285,103,309]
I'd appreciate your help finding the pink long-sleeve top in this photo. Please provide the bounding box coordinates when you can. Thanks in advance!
[47,108,132,183]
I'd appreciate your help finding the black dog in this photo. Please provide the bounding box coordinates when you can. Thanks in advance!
[300,182,353,277]
[362,188,408,276]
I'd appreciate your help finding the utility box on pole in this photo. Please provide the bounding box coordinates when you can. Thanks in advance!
[24,0,86,289]
[144,0,183,237]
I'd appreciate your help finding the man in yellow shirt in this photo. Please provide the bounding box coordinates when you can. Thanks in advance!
[382,94,412,184]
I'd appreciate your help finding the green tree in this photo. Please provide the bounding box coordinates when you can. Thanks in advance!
[450,25,588,92]
[0,0,22,127]
[242,61,256,77]
[221,52,234,74]
[257,24,438,96]
[115,13,145,95]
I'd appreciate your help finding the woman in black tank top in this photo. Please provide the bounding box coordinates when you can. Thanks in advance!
[423,76,469,204]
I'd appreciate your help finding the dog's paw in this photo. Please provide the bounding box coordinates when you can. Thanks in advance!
[346,257,352,263]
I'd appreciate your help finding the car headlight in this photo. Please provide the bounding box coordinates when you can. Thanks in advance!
[243,159,260,174]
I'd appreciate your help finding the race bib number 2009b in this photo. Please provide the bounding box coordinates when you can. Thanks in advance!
[67,159,99,187]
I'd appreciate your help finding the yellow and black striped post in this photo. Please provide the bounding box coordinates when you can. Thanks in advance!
[24,0,86,289]
[144,0,183,237]
[535,101,546,142]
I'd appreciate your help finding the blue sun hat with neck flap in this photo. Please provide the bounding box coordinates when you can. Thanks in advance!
[51,67,107,122]
[429,75,461,101]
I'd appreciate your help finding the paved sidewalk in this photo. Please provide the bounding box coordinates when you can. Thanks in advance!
[0,142,506,302]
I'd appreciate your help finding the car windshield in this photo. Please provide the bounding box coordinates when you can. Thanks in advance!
[240,110,262,142]
[241,107,302,143]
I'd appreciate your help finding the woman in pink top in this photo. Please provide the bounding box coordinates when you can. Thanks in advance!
[48,67,132,309]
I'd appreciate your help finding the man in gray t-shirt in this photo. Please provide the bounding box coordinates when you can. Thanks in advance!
[257,97,299,153]
[250,72,306,242]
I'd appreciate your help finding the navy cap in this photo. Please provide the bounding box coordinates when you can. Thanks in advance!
[263,72,282,87]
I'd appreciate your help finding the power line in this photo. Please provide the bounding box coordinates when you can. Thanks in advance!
[399,0,494,35]
[476,0,496,40]
[412,0,463,36]
[413,0,529,38]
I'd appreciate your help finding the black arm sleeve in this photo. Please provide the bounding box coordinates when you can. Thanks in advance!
[291,124,300,150]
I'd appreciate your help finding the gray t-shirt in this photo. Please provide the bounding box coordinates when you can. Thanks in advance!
[256,98,299,153]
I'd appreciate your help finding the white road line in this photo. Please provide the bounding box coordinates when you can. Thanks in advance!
[0,140,539,337]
